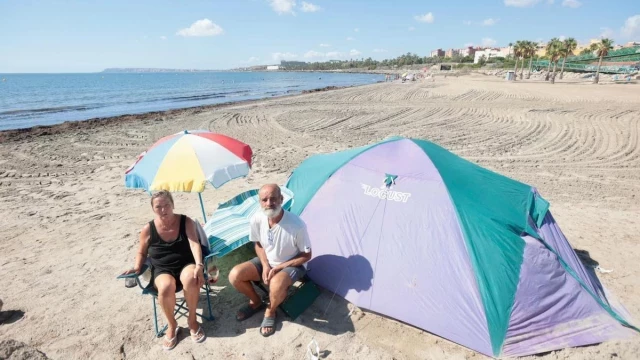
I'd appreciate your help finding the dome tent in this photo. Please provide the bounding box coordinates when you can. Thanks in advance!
[285,136,637,357]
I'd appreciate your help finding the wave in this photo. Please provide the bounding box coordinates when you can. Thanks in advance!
[0,105,103,119]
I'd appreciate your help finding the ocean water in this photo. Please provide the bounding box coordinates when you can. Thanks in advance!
[0,72,384,131]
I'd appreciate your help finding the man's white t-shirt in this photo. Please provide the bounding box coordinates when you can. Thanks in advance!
[250,210,312,267]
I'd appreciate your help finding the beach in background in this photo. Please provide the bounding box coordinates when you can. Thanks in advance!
[1,74,639,359]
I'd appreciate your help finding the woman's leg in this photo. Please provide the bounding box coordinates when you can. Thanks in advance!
[179,265,202,334]
[154,274,178,344]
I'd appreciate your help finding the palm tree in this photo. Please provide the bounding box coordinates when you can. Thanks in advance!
[591,38,614,84]
[549,41,563,84]
[512,41,522,80]
[559,38,577,80]
[526,41,538,79]
[544,38,558,80]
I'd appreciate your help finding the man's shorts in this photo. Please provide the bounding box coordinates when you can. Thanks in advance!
[250,257,306,283]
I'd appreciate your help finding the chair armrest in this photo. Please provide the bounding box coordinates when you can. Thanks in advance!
[116,264,150,279]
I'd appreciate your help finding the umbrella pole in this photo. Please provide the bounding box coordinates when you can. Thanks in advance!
[198,193,207,223]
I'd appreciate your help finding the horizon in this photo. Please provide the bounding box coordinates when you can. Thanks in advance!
[1,0,638,73]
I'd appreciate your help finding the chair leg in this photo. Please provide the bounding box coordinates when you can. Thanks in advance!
[204,283,215,321]
[152,297,165,338]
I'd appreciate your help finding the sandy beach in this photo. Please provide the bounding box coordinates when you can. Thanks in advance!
[1,74,639,359]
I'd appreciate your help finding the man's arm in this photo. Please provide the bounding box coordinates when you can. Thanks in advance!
[255,241,270,268]
[273,224,312,270]
[273,251,312,271]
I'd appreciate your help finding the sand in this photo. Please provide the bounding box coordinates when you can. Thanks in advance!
[0,74,639,359]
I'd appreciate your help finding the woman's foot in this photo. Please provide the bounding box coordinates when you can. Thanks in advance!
[162,326,179,350]
[188,319,206,343]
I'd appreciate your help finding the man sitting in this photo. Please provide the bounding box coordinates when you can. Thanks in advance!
[228,184,312,337]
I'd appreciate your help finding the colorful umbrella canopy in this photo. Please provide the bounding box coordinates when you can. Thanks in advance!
[125,130,253,221]
[204,187,293,257]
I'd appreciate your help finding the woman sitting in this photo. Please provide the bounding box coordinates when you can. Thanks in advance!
[122,190,206,350]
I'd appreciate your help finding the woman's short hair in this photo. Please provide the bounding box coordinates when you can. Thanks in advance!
[151,190,174,207]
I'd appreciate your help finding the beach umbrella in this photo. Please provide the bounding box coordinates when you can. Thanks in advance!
[125,130,253,222]
[204,187,293,257]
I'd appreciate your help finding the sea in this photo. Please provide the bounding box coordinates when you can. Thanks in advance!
[0,71,384,131]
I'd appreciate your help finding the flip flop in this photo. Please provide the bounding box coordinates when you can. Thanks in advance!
[236,302,265,322]
[162,327,179,351]
[190,326,206,343]
[260,316,276,337]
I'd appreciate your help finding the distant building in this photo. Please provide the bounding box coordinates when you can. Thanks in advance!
[445,48,459,58]
[458,46,477,57]
[430,49,445,57]
[266,65,279,70]
[474,48,503,63]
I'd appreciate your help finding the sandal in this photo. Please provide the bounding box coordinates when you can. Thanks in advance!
[190,326,206,343]
[260,316,276,337]
[236,302,265,322]
[162,327,179,351]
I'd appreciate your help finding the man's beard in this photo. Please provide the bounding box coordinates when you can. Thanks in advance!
[262,205,282,219]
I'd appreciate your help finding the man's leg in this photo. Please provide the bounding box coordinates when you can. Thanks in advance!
[228,260,262,320]
[261,271,293,335]
[179,264,204,340]
[155,274,178,347]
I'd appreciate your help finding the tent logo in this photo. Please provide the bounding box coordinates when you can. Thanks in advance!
[361,183,412,203]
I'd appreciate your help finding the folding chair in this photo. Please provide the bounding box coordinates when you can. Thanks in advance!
[118,222,215,337]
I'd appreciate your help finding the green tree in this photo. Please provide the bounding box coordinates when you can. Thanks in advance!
[559,38,577,80]
[544,38,561,81]
[591,38,614,84]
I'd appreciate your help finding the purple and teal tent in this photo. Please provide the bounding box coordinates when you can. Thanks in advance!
[285,137,638,357]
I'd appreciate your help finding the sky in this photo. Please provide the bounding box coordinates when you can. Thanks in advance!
[0,0,639,73]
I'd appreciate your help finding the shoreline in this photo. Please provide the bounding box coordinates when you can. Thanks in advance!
[0,83,366,142]
[0,76,638,359]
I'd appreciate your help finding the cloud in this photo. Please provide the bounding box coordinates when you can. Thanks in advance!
[414,12,434,23]
[325,51,342,58]
[621,15,640,38]
[176,19,224,37]
[408,26,415,31]
[464,18,498,26]
[600,27,615,39]
[481,38,497,47]
[160,36,167,40]
[349,49,361,57]
[561,0,582,8]
[346,37,355,41]
[304,50,325,58]
[246,56,260,63]
[272,52,298,61]
[373,48,387,53]
[354,28,360,32]
[559,35,566,41]
[547,0,555,3]
[319,43,330,47]
[504,0,541,7]
[300,1,321,12]
[269,0,296,15]
[482,18,498,26]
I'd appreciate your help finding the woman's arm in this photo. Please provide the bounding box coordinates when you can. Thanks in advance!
[122,224,151,275]
[185,217,205,287]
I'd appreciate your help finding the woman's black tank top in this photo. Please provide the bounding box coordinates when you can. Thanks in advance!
[147,214,196,271]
